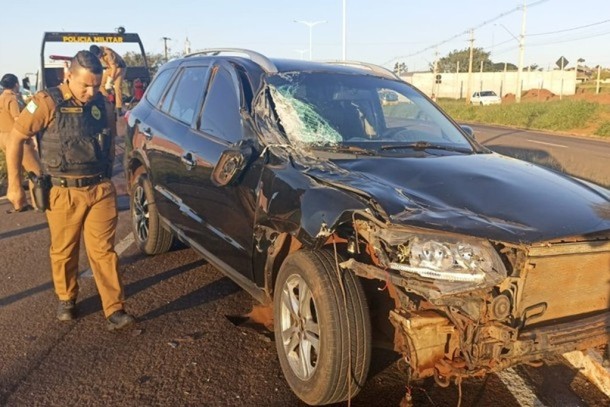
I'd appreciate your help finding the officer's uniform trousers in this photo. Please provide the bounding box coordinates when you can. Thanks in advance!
[46,180,124,317]
[101,67,126,110]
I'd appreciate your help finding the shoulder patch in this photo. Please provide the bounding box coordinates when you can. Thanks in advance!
[26,101,38,114]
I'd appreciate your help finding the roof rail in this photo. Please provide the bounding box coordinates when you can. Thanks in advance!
[185,48,278,73]
[324,60,400,81]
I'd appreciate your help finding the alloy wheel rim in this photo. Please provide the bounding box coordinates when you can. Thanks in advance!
[132,184,150,242]
[279,274,320,380]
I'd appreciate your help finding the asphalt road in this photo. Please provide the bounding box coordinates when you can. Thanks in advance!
[471,124,610,188]
[1,125,609,406]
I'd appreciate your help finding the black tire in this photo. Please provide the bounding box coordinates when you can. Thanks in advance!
[273,250,371,405]
[130,172,173,255]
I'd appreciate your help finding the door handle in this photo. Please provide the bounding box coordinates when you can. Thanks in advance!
[181,152,196,170]
[142,127,153,140]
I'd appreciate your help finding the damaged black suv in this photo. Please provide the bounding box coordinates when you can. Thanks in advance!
[124,49,610,405]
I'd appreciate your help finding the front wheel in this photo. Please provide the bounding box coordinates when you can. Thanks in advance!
[130,171,173,255]
[273,250,371,405]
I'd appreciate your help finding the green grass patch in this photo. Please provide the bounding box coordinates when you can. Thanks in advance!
[595,121,610,137]
[438,99,600,132]
[576,83,610,94]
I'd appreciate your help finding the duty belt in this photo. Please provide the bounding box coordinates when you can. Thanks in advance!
[50,174,106,188]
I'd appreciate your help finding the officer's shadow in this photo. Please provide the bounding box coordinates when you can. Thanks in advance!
[76,254,241,321]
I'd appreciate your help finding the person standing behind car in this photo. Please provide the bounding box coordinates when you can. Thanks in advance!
[89,44,127,116]
[5,50,135,331]
[0,73,40,179]
[0,74,23,151]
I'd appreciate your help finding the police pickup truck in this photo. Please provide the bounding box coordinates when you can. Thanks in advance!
[34,30,151,107]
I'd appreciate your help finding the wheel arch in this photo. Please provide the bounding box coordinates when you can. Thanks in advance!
[126,150,149,191]
[259,211,368,301]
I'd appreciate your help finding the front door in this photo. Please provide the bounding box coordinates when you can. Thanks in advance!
[178,63,258,281]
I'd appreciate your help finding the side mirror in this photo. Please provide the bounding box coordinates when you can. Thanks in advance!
[460,125,475,139]
[211,146,252,187]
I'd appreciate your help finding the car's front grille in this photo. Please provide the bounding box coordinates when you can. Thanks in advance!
[516,240,610,326]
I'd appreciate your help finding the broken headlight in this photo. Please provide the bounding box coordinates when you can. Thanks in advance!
[389,235,506,292]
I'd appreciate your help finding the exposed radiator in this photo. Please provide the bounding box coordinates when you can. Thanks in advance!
[517,240,610,326]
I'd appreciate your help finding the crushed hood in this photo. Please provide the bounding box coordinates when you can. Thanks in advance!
[304,152,610,243]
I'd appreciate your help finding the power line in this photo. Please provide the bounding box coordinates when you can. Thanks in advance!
[475,22,610,67]
[528,18,610,36]
[528,29,610,46]
[383,0,551,66]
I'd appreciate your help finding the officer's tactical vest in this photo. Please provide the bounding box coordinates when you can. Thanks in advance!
[40,87,111,177]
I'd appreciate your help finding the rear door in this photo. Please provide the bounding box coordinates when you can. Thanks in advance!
[145,64,211,231]
[131,67,179,222]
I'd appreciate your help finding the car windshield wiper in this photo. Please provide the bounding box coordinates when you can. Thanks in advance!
[379,141,472,153]
[315,144,378,156]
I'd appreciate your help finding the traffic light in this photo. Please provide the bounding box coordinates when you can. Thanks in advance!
[435,74,442,84]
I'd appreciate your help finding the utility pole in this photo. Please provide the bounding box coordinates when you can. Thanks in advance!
[342,0,347,60]
[466,29,474,104]
[560,58,565,100]
[456,61,460,99]
[433,48,439,100]
[516,0,527,103]
[162,36,171,61]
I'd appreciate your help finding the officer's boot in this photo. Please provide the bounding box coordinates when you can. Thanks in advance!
[57,299,77,321]
[107,310,135,331]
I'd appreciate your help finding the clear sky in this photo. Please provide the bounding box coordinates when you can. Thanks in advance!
[2,0,609,80]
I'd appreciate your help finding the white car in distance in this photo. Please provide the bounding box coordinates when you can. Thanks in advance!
[471,90,501,105]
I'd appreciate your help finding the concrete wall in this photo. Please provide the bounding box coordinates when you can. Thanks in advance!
[401,70,577,99]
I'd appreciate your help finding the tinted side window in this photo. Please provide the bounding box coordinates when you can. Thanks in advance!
[145,69,175,105]
[167,66,209,124]
[160,70,181,113]
[199,67,242,143]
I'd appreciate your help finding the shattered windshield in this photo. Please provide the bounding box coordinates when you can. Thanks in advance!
[266,72,473,153]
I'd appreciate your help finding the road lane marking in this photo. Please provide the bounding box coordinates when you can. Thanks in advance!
[526,139,568,148]
[496,367,546,407]
[563,350,610,397]
[81,232,134,278]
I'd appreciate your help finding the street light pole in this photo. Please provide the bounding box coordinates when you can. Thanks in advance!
[496,23,521,101]
[342,0,346,60]
[294,49,308,60]
[294,20,327,61]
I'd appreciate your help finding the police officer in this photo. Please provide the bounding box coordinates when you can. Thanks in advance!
[89,44,127,116]
[6,51,134,331]
[0,74,23,150]
[0,73,40,189]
